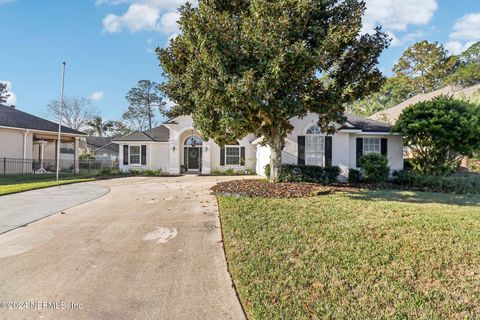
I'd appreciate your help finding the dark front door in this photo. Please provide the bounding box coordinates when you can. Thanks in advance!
[185,147,202,171]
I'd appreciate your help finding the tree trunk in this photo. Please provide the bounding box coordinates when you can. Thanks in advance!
[269,134,283,183]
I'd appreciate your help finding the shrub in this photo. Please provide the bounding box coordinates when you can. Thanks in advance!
[264,164,271,178]
[394,171,480,194]
[128,168,140,175]
[142,169,162,176]
[403,158,415,171]
[225,168,235,175]
[99,167,112,176]
[212,169,256,176]
[280,164,340,183]
[360,154,390,183]
[348,169,362,183]
[393,96,480,175]
[79,153,95,160]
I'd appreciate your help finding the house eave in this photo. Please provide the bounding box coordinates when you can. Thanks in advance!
[0,125,86,137]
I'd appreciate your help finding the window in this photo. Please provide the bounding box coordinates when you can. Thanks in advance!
[184,136,203,146]
[226,147,240,165]
[304,125,325,166]
[129,146,141,164]
[305,135,325,166]
[306,125,322,135]
[363,138,380,154]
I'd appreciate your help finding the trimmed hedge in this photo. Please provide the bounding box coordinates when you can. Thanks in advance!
[394,171,480,194]
[348,169,362,183]
[360,154,390,183]
[265,164,340,183]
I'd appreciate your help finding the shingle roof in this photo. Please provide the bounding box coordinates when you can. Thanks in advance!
[94,143,119,154]
[113,125,170,142]
[0,104,85,135]
[144,125,170,142]
[86,136,113,148]
[370,84,480,124]
[344,113,392,132]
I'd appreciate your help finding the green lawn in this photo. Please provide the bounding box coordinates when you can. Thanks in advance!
[218,189,480,319]
[0,174,96,196]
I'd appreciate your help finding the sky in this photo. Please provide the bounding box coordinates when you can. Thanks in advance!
[1,0,479,122]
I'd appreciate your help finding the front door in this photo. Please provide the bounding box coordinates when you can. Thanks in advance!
[184,147,202,171]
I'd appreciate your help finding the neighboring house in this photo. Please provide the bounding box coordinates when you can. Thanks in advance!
[370,84,480,124]
[82,136,119,162]
[0,104,86,174]
[113,114,403,180]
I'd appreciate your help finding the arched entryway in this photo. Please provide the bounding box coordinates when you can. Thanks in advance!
[183,135,203,172]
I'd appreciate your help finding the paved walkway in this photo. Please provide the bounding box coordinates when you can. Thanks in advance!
[0,176,246,320]
[0,182,110,234]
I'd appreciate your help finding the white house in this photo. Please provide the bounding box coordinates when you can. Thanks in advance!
[0,104,86,174]
[113,113,403,179]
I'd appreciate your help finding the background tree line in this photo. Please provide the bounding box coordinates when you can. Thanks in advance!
[348,41,480,117]
[45,80,167,137]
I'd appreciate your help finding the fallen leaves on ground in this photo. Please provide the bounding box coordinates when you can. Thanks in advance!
[211,179,353,198]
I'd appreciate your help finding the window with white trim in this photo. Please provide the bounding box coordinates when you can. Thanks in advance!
[305,125,325,166]
[129,146,141,164]
[363,138,381,154]
[225,146,241,165]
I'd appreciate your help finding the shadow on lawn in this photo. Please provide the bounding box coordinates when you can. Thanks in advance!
[346,189,480,207]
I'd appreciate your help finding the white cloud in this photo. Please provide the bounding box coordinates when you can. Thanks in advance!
[446,13,480,54]
[388,31,424,48]
[103,4,160,33]
[95,0,128,6]
[0,0,15,4]
[91,91,105,101]
[164,98,176,110]
[362,0,437,48]
[159,11,180,34]
[0,80,17,106]
[363,0,438,33]
[100,0,195,36]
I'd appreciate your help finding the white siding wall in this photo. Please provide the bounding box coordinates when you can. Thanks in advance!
[254,113,404,179]
[118,142,170,173]
[349,135,404,171]
[209,135,257,172]
[0,128,33,159]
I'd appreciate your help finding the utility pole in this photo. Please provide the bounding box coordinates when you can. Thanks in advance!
[56,61,66,181]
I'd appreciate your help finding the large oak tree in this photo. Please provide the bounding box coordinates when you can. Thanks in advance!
[158,0,389,182]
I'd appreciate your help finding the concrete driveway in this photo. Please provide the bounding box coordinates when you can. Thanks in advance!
[0,176,246,320]
[0,182,110,234]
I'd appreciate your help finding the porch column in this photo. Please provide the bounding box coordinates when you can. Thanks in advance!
[22,130,29,174]
[74,137,80,174]
[39,141,46,170]
[168,139,180,174]
[202,140,212,174]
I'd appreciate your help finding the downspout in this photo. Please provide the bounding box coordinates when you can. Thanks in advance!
[23,129,29,174]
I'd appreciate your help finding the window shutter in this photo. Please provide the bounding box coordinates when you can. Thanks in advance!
[123,145,129,165]
[220,147,225,166]
[325,136,332,167]
[141,145,147,165]
[240,147,246,166]
[356,138,363,168]
[297,136,305,165]
[381,138,388,156]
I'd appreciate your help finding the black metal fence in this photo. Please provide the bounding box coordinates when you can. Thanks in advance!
[0,158,118,176]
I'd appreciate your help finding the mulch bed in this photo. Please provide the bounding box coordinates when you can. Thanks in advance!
[211,179,359,198]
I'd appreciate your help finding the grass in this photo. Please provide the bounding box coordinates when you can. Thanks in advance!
[0,174,96,196]
[218,189,480,319]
